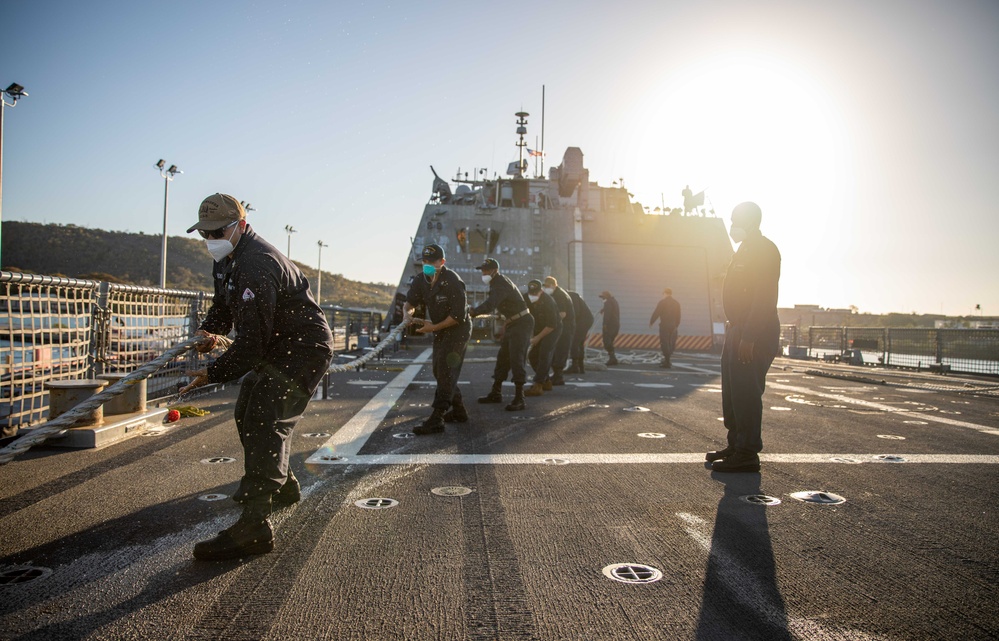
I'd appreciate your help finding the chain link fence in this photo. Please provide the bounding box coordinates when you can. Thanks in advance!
[780,324,999,375]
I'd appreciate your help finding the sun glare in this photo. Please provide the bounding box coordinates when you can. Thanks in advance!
[620,53,854,241]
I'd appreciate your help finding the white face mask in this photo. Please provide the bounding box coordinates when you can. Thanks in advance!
[542,287,555,296]
[528,294,540,303]
[206,239,234,261]
[729,225,747,244]
[481,274,493,285]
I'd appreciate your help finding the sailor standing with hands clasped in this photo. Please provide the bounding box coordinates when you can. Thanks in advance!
[403,244,472,435]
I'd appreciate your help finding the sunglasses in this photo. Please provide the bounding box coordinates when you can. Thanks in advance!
[198,220,238,239]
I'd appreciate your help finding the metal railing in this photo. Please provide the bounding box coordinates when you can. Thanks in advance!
[1,271,211,433]
[322,305,383,352]
[1,272,390,434]
[780,325,999,375]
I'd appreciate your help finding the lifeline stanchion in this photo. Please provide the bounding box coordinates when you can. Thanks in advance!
[0,336,207,465]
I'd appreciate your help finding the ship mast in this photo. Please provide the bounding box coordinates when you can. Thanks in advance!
[515,111,529,178]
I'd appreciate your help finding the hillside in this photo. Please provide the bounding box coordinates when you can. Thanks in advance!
[1,221,395,310]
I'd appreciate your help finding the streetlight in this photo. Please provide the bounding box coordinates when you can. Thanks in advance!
[1,82,29,269]
[285,225,297,258]
[316,240,328,304]
[154,159,182,289]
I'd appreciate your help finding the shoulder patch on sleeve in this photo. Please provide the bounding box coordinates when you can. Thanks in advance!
[242,288,255,302]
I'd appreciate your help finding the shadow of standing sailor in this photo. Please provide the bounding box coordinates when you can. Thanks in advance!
[695,472,792,640]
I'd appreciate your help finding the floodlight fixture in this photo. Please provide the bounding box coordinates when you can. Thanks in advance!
[153,159,183,288]
[1,81,30,267]
[3,83,27,102]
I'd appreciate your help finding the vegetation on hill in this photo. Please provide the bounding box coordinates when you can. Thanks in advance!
[2,221,395,310]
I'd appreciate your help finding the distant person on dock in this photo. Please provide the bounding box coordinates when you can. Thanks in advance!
[471,259,535,412]
[180,193,334,561]
[565,291,594,374]
[598,290,620,365]
[650,288,681,368]
[403,244,473,434]
[708,201,781,474]
[543,276,575,385]
[524,279,561,397]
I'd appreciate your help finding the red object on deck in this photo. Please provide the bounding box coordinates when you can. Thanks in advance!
[166,410,181,423]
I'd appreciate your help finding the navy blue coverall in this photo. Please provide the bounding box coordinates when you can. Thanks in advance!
[549,286,576,380]
[650,295,682,363]
[568,291,594,366]
[721,230,781,455]
[406,266,472,412]
[527,291,561,385]
[201,226,334,506]
[471,273,534,386]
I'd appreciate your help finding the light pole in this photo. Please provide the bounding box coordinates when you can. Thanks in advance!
[1,82,29,270]
[316,240,328,304]
[285,225,297,258]
[154,159,182,289]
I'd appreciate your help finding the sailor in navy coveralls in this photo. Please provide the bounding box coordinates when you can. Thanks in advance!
[181,193,334,560]
[404,244,472,434]
[471,258,535,411]
[708,201,781,473]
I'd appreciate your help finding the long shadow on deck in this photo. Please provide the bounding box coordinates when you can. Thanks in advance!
[696,472,791,640]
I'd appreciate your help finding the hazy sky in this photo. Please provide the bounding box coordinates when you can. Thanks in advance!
[2,0,996,316]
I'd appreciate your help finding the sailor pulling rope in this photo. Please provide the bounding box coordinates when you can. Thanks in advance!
[0,319,412,465]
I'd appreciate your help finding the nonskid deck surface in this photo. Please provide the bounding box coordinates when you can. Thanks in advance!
[1,346,997,640]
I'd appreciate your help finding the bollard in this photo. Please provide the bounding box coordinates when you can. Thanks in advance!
[46,380,107,427]
[97,373,148,414]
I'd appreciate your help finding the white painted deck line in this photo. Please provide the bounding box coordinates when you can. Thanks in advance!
[306,348,431,462]
[308,350,998,466]
[769,382,999,434]
[307,453,999,466]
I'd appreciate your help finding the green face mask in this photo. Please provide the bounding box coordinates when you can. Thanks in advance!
[422,264,437,276]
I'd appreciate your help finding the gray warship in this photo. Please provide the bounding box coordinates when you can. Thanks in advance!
[389,112,734,351]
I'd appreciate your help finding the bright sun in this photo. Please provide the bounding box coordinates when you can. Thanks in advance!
[619,53,854,240]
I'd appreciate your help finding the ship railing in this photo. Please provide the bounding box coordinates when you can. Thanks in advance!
[1,271,211,434]
[780,324,999,375]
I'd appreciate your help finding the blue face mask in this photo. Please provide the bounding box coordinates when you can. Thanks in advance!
[422,264,437,276]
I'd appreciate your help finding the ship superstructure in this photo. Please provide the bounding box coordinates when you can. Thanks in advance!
[390,113,734,351]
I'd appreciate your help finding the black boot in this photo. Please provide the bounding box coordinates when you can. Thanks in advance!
[705,447,735,463]
[551,368,565,385]
[564,362,580,374]
[711,451,761,473]
[194,500,274,561]
[443,394,469,423]
[414,409,445,435]
[606,349,618,366]
[478,381,503,404]
[273,469,301,506]
[505,384,526,411]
